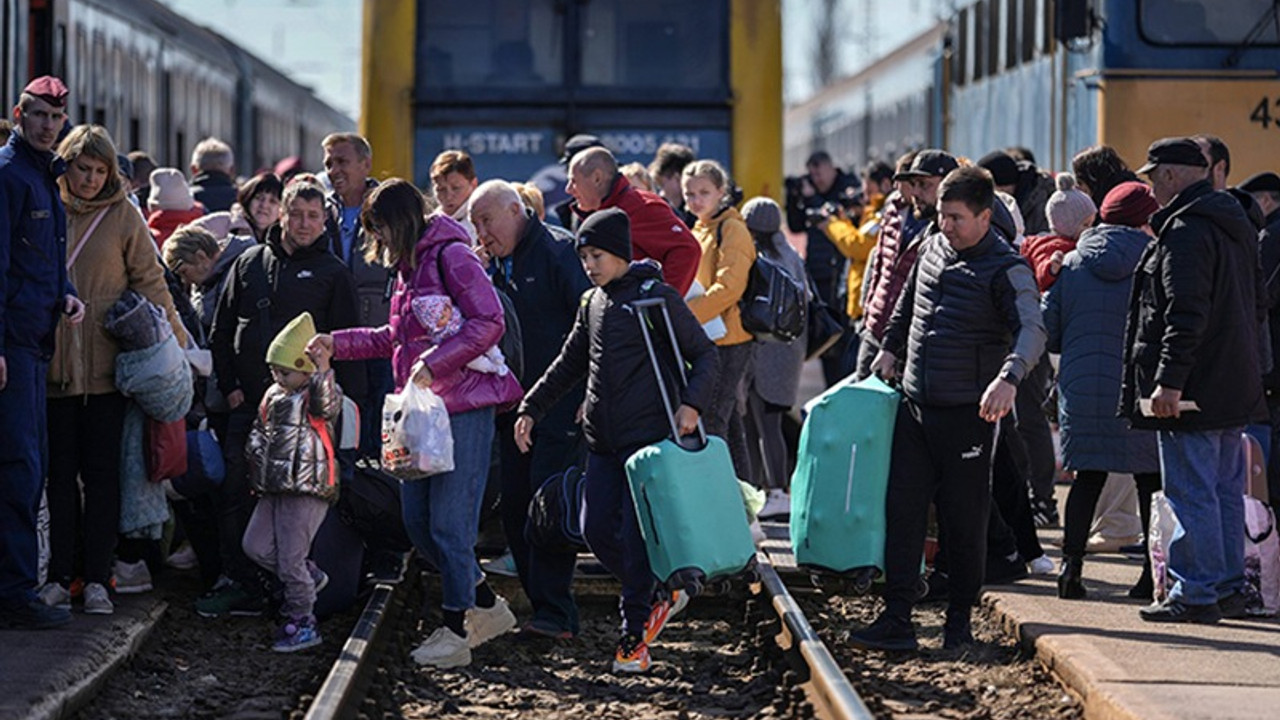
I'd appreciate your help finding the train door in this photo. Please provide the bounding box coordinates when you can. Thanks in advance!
[28,0,64,80]
[2,0,15,111]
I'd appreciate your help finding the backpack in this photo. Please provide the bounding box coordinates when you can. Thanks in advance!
[717,224,807,342]
[525,466,589,553]
[336,463,413,552]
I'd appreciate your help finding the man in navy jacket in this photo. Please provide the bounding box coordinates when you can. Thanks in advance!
[0,77,84,630]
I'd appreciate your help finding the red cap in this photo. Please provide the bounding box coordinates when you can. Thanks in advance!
[22,76,69,108]
[1100,181,1161,228]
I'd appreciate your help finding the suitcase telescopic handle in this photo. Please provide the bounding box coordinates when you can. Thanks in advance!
[629,297,708,450]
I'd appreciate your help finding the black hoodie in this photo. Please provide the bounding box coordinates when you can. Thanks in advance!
[1121,180,1269,430]
[518,260,719,455]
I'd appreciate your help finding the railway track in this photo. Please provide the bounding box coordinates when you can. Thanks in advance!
[302,553,874,720]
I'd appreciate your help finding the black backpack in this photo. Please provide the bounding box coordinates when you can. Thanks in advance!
[717,224,807,343]
[337,463,412,552]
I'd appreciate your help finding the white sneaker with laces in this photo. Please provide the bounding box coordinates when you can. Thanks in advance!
[83,582,114,615]
[165,544,198,571]
[411,626,471,668]
[466,596,517,648]
[1027,555,1055,576]
[114,559,153,594]
[758,489,791,520]
[38,582,71,611]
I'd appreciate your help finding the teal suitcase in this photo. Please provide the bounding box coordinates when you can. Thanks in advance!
[790,374,900,586]
[623,298,757,595]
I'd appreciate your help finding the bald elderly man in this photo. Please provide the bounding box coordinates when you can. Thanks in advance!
[565,147,700,295]
[470,180,592,639]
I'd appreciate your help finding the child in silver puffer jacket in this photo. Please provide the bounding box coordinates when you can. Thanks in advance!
[243,311,342,652]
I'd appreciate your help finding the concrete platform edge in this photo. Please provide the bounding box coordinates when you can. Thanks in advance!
[21,601,168,720]
[984,592,1165,720]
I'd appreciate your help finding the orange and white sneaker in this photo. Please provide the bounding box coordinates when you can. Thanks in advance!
[612,633,651,673]
[643,589,690,645]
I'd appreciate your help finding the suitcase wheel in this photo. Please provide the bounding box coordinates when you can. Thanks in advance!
[668,567,707,598]
[851,567,880,595]
[913,575,929,601]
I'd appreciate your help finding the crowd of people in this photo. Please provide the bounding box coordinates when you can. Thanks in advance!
[1,73,1273,673]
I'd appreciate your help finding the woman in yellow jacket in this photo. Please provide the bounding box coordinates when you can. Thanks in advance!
[40,126,188,615]
[681,160,755,481]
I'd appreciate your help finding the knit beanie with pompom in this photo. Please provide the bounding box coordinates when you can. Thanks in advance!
[1045,173,1097,238]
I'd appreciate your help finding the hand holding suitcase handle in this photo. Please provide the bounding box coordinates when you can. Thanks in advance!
[629,297,708,451]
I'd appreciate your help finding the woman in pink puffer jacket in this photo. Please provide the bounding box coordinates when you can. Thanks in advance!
[310,179,522,669]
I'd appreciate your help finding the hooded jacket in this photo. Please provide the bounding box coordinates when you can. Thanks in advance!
[331,214,523,415]
[147,205,205,248]
[0,131,75,357]
[211,225,363,408]
[1121,180,1269,430]
[518,260,719,455]
[572,174,701,296]
[1043,224,1158,473]
[49,178,188,397]
[190,170,237,214]
[882,228,1045,408]
[688,205,756,346]
[1014,163,1056,236]
[246,368,342,501]
[193,234,254,336]
[324,179,394,328]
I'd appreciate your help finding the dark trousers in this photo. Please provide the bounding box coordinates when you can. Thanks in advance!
[171,494,223,588]
[1013,355,1056,503]
[1064,470,1162,559]
[992,416,1045,561]
[811,271,850,387]
[883,400,995,618]
[497,404,583,635]
[581,450,655,637]
[216,408,268,593]
[359,359,394,460]
[705,342,754,482]
[0,350,48,605]
[1267,392,1280,503]
[853,329,881,381]
[744,388,789,491]
[46,393,127,586]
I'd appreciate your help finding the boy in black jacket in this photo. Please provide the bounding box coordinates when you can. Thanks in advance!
[514,208,718,673]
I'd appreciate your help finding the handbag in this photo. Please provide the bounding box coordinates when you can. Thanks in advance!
[145,417,188,483]
[804,272,845,361]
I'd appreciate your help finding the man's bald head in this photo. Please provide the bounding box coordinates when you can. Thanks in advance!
[567,147,619,212]
[470,179,528,259]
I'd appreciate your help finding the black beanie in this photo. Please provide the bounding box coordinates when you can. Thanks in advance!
[978,151,1020,187]
[576,207,632,260]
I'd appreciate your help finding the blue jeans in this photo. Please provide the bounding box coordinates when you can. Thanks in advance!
[581,450,655,636]
[400,406,495,611]
[1157,428,1246,605]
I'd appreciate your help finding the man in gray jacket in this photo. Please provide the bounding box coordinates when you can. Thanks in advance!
[854,166,1046,651]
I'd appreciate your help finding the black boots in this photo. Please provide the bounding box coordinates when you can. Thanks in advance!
[1057,555,1087,599]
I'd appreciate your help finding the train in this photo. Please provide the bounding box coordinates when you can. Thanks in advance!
[787,0,1280,177]
[1,0,353,174]
[361,0,783,202]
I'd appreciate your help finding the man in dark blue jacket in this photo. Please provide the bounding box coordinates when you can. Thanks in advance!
[0,78,84,630]
[854,166,1045,651]
[471,179,592,639]
[1123,138,1269,623]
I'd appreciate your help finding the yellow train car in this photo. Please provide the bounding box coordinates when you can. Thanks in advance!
[361,0,782,204]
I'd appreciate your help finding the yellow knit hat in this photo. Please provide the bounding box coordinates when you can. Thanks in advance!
[266,312,317,373]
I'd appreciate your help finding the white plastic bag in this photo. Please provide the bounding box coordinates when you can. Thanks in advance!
[1149,491,1181,604]
[1243,495,1280,616]
[382,383,454,479]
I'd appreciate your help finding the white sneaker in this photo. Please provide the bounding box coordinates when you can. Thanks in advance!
[411,626,471,668]
[165,544,198,571]
[480,551,518,578]
[758,489,791,520]
[113,559,153,594]
[38,582,71,611]
[750,519,767,546]
[1027,555,1055,576]
[83,582,114,615]
[466,596,517,648]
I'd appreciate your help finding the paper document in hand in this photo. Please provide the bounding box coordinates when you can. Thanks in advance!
[1138,399,1201,417]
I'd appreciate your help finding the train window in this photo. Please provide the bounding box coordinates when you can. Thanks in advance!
[579,0,727,91]
[973,0,986,82]
[1140,1,1280,45]
[987,0,1000,77]
[955,6,969,87]
[1005,0,1018,69]
[417,0,563,90]
[1021,0,1036,63]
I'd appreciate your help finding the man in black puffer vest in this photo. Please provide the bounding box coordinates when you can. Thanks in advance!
[852,167,1045,652]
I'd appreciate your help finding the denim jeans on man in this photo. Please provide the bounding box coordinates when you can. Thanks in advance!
[400,406,494,611]
[0,350,48,608]
[1158,428,1246,605]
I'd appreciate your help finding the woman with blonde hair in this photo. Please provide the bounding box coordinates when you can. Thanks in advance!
[681,159,756,483]
[40,125,187,615]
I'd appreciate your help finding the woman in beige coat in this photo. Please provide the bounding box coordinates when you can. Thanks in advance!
[39,125,187,615]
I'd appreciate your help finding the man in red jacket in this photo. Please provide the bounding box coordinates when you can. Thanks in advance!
[566,147,700,295]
